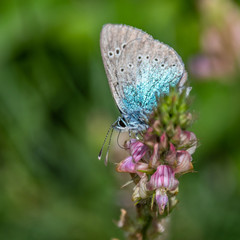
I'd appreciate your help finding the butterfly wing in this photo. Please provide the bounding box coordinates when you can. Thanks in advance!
[100,24,152,113]
[100,24,186,117]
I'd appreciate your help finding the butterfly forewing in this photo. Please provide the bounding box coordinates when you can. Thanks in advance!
[100,24,152,113]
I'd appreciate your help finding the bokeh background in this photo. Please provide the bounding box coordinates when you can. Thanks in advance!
[0,0,240,239]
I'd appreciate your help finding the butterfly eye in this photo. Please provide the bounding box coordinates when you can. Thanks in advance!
[137,55,142,61]
[128,63,133,68]
[108,51,114,58]
[161,64,165,67]
[120,68,124,72]
[146,56,149,59]
[154,58,159,62]
[115,48,121,56]
[172,64,176,67]
[118,119,126,128]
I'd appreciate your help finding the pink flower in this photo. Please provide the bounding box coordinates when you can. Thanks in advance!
[172,128,197,155]
[147,165,179,215]
[174,150,193,174]
[116,156,136,173]
[155,188,168,215]
[147,165,179,191]
[116,156,149,176]
[129,139,148,162]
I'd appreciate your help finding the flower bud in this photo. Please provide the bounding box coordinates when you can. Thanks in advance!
[172,128,197,154]
[179,131,197,148]
[174,150,193,174]
[152,119,161,133]
[144,127,155,146]
[186,132,197,155]
[171,126,182,145]
[159,132,168,151]
[132,185,141,201]
[180,112,192,128]
[165,143,176,165]
[149,143,159,168]
[179,130,191,146]
[166,122,175,137]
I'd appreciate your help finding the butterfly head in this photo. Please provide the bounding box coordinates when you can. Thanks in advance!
[113,117,128,131]
[113,116,148,133]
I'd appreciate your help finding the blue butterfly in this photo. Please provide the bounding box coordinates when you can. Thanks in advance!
[98,24,187,162]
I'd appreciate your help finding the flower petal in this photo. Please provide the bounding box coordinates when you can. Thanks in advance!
[186,132,197,155]
[130,141,148,162]
[135,162,150,177]
[149,143,159,168]
[116,156,136,173]
[159,132,168,150]
[178,131,197,154]
[165,143,176,165]
[175,150,193,174]
[156,188,168,215]
[147,165,179,191]
[132,174,149,201]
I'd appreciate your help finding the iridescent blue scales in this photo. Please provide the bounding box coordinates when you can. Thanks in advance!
[100,24,187,133]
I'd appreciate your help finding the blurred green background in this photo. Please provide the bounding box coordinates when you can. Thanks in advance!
[0,0,240,239]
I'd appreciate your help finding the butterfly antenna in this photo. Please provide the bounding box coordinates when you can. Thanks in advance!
[98,124,114,161]
[104,127,114,165]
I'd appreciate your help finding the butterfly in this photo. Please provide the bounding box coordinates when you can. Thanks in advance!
[98,24,187,162]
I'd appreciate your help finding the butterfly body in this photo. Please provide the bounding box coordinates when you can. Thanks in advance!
[100,24,186,133]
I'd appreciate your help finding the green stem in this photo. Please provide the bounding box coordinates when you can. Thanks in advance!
[136,203,153,240]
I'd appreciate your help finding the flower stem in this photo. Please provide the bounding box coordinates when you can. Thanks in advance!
[136,204,153,240]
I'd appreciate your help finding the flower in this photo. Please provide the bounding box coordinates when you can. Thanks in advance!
[113,88,198,237]
[147,166,179,214]
[149,143,159,168]
[116,156,149,176]
[116,139,149,175]
[172,127,197,155]
[129,139,148,162]
[174,150,193,174]
[159,132,168,151]
[132,174,149,201]
[147,165,179,191]
[185,132,197,155]
[156,188,168,215]
[165,143,176,165]
[116,156,136,173]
